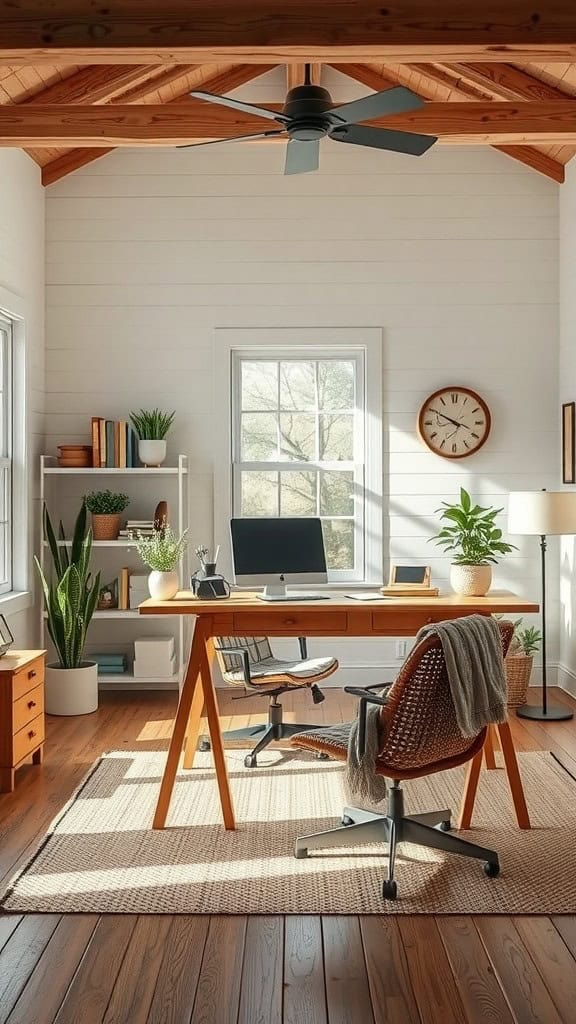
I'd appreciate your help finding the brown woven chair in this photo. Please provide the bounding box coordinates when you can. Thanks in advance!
[291,619,514,900]
[198,635,338,768]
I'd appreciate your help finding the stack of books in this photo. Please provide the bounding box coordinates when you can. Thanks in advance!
[91,418,139,468]
[94,652,128,676]
[133,637,176,679]
[119,519,156,539]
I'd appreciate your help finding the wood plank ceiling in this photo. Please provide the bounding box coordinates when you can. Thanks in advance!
[1,53,576,184]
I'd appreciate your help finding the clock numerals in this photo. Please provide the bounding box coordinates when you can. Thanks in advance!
[419,388,491,459]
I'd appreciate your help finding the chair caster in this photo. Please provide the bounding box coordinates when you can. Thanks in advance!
[315,752,330,761]
[244,754,257,769]
[341,815,354,826]
[295,846,308,859]
[198,736,211,752]
[438,820,452,832]
[382,879,398,901]
[484,860,500,879]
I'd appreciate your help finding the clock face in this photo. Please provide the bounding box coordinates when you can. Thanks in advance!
[418,387,491,459]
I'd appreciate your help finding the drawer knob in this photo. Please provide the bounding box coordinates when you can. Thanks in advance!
[27,700,36,709]
[28,730,36,739]
[284,618,296,625]
[28,670,36,679]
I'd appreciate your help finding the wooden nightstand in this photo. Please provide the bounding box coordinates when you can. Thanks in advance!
[0,650,46,793]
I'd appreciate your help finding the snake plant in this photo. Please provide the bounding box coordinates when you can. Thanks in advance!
[34,502,101,669]
[129,408,175,440]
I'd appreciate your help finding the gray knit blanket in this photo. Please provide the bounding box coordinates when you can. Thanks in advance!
[415,614,507,737]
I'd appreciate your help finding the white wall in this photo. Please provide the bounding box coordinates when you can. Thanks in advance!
[0,150,45,647]
[559,160,576,694]
[45,77,558,682]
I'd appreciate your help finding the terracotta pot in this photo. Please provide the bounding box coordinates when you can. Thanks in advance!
[91,513,121,540]
[449,563,492,597]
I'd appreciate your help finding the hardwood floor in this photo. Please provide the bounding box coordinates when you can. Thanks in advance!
[1,685,576,1023]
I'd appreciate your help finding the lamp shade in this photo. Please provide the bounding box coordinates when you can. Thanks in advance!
[508,491,576,536]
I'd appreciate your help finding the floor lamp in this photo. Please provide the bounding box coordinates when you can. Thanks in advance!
[508,490,576,722]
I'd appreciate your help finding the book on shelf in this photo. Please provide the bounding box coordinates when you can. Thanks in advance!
[119,567,130,611]
[90,418,139,469]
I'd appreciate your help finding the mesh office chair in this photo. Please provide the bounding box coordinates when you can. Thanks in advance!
[199,635,338,768]
[291,620,514,900]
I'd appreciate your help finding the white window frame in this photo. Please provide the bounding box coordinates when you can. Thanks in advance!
[214,328,383,586]
[0,285,29,614]
[0,315,12,595]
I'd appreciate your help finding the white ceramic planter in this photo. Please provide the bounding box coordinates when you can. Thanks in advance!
[138,439,167,467]
[45,661,98,716]
[450,563,492,597]
[148,569,179,600]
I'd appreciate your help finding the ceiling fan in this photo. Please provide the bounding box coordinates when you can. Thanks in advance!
[182,64,437,174]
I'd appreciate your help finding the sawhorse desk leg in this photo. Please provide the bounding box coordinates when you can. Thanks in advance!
[153,626,235,830]
[458,720,530,830]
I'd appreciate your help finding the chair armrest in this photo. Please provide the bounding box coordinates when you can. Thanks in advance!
[344,686,388,757]
[216,645,252,685]
[297,636,308,659]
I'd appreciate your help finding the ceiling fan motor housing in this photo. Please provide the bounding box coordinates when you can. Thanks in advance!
[283,84,335,141]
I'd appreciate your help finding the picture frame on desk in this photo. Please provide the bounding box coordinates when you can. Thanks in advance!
[562,401,575,485]
[381,565,438,598]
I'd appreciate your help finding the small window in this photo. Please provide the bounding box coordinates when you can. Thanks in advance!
[0,317,12,595]
[232,351,366,581]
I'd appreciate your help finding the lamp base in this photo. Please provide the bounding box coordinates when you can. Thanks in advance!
[516,704,574,722]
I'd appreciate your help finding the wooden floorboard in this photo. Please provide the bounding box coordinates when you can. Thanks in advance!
[1,686,576,1024]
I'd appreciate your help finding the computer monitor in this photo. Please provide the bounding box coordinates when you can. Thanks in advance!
[230,517,328,601]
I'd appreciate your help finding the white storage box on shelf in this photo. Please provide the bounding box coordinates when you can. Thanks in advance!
[133,637,176,676]
[134,655,177,680]
[129,574,151,609]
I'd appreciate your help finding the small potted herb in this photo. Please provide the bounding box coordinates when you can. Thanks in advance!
[129,408,175,467]
[133,524,188,600]
[431,487,516,596]
[505,619,542,707]
[85,489,130,540]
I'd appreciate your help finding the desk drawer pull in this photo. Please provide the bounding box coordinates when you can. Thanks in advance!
[284,618,296,626]
[28,730,36,739]
[28,669,37,680]
[27,700,36,709]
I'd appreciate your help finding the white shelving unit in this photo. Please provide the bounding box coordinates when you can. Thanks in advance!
[40,454,189,690]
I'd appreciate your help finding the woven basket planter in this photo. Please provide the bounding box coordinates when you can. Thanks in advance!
[91,513,121,541]
[505,653,533,707]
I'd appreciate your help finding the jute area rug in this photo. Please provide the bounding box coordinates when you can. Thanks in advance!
[2,748,575,915]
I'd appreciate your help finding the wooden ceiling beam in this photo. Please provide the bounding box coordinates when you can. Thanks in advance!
[332,62,566,182]
[41,63,276,185]
[19,66,165,105]
[442,62,573,102]
[286,64,322,89]
[3,2,576,66]
[8,101,576,147]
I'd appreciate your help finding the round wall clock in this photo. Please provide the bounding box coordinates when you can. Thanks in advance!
[417,386,491,459]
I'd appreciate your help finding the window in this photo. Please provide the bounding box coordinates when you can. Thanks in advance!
[229,338,381,583]
[0,316,12,595]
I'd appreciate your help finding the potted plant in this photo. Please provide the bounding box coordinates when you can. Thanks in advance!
[85,489,130,540]
[431,487,516,596]
[133,524,188,600]
[34,503,101,715]
[505,620,542,707]
[129,408,175,467]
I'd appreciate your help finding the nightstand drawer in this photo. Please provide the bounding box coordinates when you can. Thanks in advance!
[12,714,45,767]
[12,656,45,702]
[232,610,348,635]
[13,685,44,734]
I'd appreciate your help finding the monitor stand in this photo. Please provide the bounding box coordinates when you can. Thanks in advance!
[258,584,328,602]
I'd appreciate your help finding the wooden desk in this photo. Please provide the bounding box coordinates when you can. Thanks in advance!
[140,590,538,830]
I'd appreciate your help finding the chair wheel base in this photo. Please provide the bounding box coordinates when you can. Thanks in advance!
[341,815,354,826]
[484,860,500,878]
[295,846,308,859]
[244,754,257,769]
[198,737,211,752]
[438,820,452,832]
[382,879,397,900]
[315,752,330,761]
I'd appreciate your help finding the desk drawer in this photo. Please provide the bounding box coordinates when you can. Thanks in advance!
[371,610,439,635]
[12,656,45,701]
[12,713,44,766]
[13,685,44,734]
[232,610,348,636]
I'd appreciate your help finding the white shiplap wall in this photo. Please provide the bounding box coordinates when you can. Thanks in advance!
[45,72,559,681]
[559,159,576,695]
[0,150,45,647]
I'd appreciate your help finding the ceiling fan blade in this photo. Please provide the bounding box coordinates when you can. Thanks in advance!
[328,86,425,125]
[330,123,436,156]
[284,139,320,175]
[178,129,286,150]
[189,90,289,123]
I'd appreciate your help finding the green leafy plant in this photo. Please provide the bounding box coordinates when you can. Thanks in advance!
[504,617,542,656]
[129,408,175,440]
[431,487,517,565]
[85,490,130,515]
[133,524,188,572]
[34,503,101,669]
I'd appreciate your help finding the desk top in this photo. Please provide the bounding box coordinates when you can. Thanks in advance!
[139,590,538,616]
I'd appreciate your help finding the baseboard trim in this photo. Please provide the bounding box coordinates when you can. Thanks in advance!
[557,662,576,699]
